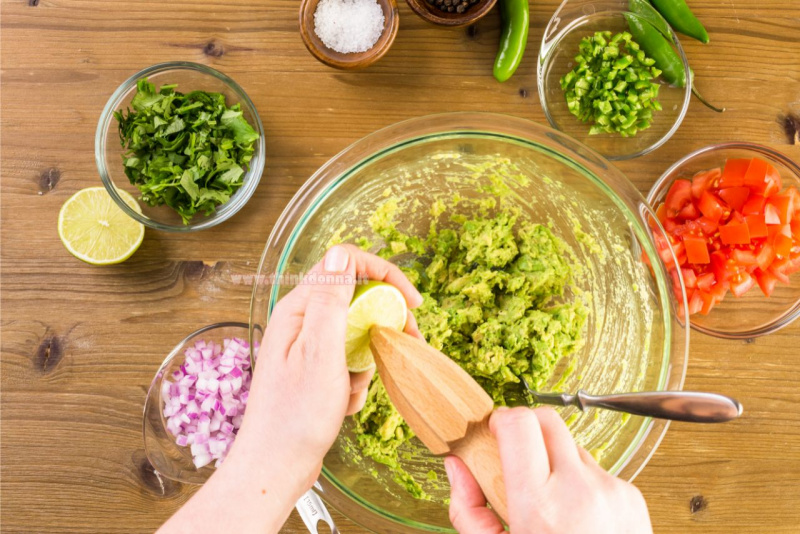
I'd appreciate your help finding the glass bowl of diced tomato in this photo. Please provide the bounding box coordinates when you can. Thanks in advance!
[647,142,800,339]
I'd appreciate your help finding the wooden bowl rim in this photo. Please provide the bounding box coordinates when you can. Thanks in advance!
[299,0,400,70]
[404,0,498,27]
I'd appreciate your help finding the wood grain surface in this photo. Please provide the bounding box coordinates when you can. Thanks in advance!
[2,0,799,532]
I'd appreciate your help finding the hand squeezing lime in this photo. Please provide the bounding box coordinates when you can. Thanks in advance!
[345,281,408,373]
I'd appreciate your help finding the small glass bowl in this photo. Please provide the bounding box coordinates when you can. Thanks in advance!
[96,62,266,232]
[647,142,800,339]
[537,0,691,161]
[142,322,254,483]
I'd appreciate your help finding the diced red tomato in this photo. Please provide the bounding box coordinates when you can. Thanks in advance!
[653,157,800,315]
[756,242,776,270]
[731,248,758,266]
[683,235,710,264]
[678,202,700,220]
[765,203,781,225]
[774,233,793,257]
[681,268,698,289]
[745,214,768,239]
[719,159,749,188]
[673,220,701,237]
[744,158,782,196]
[769,223,793,240]
[768,193,794,224]
[792,219,800,238]
[742,195,766,216]
[730,272,755,297]
[764,163,783,197]
[718,187,750,212]
[687,290,703,315]
[698,289,715,315]
[769,257,793,284]
[698,191,729,222]
[755,269,778,297]
[710,250,732,282]
[719,221,750,245]
[665,179,693,218]
[695,216,719,235]
[696,272,715,291]
[655,203,668,225]
[692,169,720,199]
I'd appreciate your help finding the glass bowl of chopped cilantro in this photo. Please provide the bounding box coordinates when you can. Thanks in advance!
[537,1,691,161]
[96,62,265,231]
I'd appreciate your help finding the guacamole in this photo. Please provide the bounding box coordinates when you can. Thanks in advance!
[352,200,588,498]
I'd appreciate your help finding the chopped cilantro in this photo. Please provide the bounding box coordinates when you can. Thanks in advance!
[114,78,259,224]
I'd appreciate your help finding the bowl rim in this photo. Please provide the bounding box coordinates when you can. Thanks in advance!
[299,0,400,69]
[249,112,689,532]
[537,6,692,161]
[95,61,266,232]
[647,141,800,339]
[405,0,498,27]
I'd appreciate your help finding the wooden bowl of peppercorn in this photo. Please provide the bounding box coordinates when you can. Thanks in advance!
[406,0,496,27]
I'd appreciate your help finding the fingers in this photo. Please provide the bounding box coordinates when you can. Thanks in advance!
[578,446,595,465]
[532,407,582,473]
[490,407,550,484]
[262,287,312,359]
[349,368,375,395]
[404,310,425,340]
[346,389,368,415]
[339,244,423,308]
[444,456,505,534]
[299,245,357,365]
[490,407,550,526]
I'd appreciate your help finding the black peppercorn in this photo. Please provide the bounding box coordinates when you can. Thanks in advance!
[431,0,477,13]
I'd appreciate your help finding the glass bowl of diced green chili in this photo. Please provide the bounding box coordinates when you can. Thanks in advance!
[537,1,691,161]
[96,62,265,231]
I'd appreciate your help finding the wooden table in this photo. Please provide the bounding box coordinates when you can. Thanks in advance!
[2,0,799,532]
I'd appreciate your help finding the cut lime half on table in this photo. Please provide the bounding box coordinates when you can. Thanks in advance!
[345,281,408,373]
[58,187,145,265]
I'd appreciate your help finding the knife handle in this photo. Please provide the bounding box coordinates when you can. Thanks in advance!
[452,417,509,525]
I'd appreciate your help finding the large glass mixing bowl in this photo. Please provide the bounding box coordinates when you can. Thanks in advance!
[249,113,688,533]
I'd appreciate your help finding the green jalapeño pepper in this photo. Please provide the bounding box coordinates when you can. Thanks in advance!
[649,0,709,43]
[629,0,673,43]
[493,0,529,83]
[625,15,723,112]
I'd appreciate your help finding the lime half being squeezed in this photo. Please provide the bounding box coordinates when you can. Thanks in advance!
[345,281,407,373]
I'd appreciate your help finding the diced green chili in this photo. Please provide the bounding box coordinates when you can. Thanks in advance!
[560,30,663,137]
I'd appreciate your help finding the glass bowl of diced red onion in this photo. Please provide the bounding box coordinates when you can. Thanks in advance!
[143,322,259,483]
[647,142,800,339]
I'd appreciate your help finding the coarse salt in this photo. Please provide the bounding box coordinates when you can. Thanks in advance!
[314,0,385,54]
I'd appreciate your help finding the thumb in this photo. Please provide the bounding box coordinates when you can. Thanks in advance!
[445,456,505,534]
[300,245,356,364]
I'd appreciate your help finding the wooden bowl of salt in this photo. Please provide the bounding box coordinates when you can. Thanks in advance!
[299,0,400,69]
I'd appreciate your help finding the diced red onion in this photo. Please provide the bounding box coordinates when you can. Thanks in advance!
[161,337,258,469]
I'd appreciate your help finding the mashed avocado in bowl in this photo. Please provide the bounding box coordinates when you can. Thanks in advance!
[354,202,589,498]
[250,114,688,533]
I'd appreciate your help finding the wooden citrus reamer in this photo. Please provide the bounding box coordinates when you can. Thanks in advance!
[369,325,509,524]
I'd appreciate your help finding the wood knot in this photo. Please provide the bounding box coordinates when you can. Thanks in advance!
[183,260,210,281]
[37,167,61,194]
[519,88,529,98]
[780,112,800,145]
[131,450,181,497]
[28,0,40,6]
[34,335,63,374]
[690,495,708,514]
[466,25,479,39]
[203,42,224,58]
